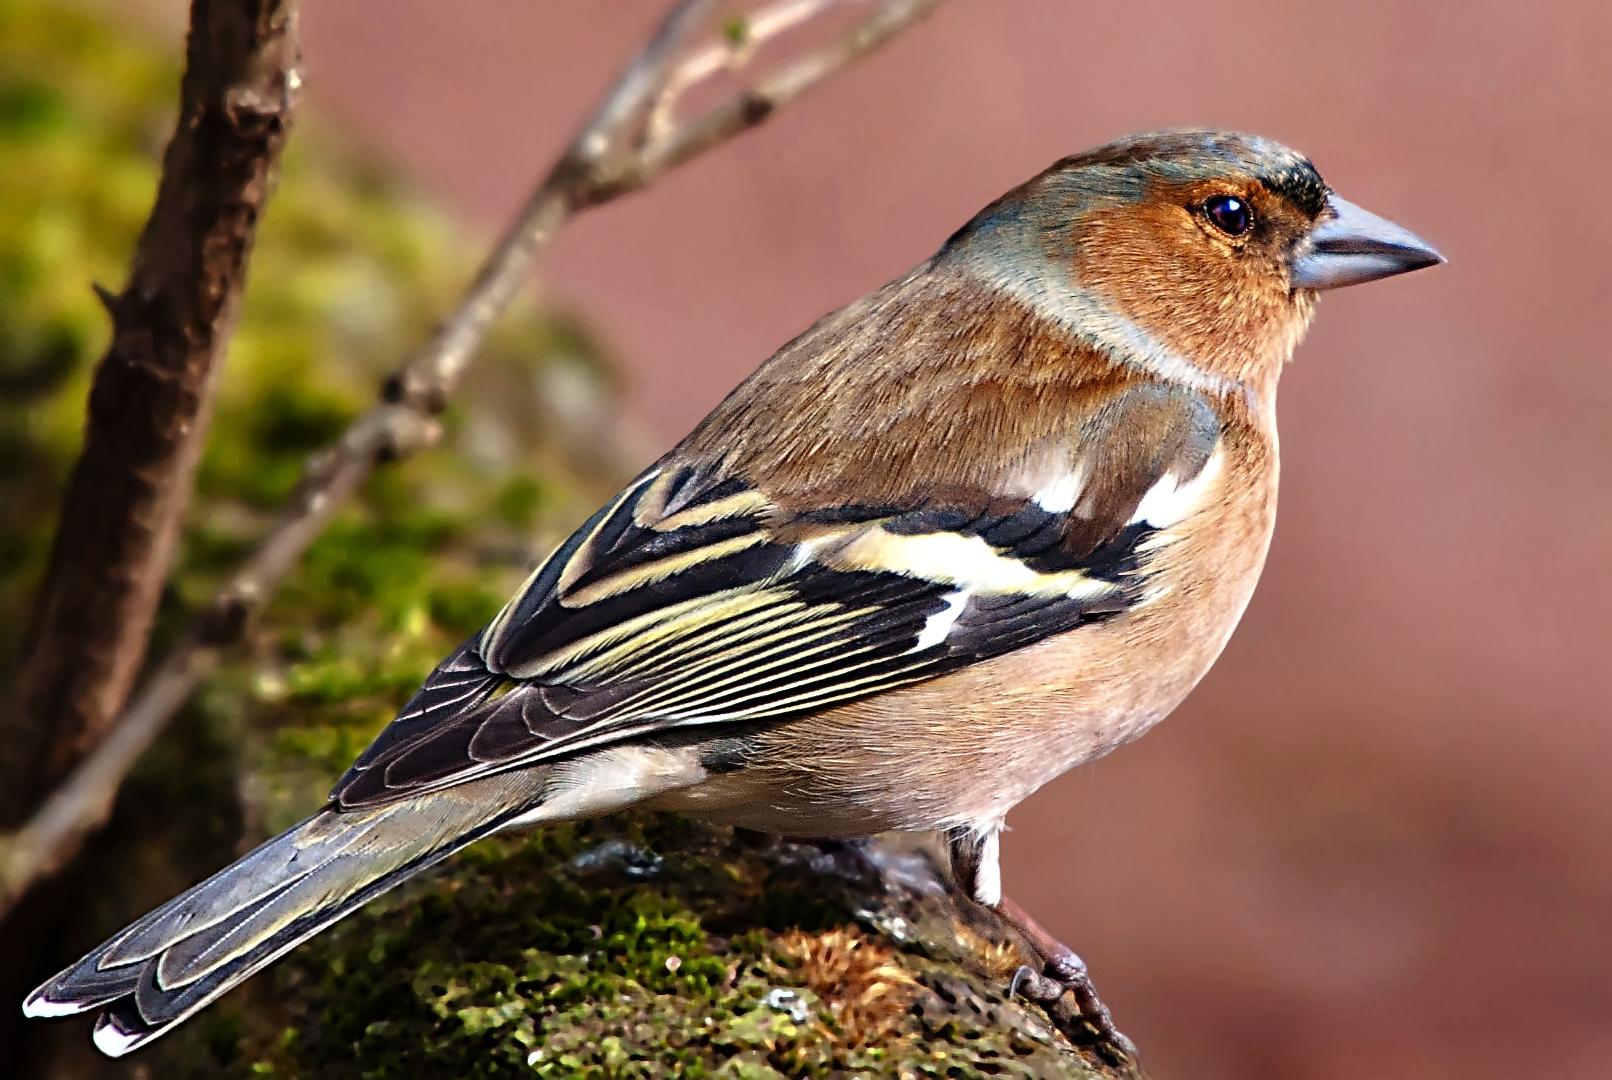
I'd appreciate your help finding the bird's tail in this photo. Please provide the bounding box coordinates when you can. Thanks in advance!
[23,768,549,1057]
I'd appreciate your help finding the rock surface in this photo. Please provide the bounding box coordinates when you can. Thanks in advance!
[157,812,1145,1078]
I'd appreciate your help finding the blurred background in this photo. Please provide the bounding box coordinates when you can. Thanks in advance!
[3,1,1609,1077]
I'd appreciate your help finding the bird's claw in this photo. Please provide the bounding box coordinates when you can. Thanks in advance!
[1009,960,1137,1067]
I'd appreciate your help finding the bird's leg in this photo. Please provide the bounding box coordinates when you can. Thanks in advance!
[946,829,1136,1065]
[996,894,1136,1061]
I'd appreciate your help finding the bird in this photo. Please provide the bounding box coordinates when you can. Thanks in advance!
[25,129,1442,1058]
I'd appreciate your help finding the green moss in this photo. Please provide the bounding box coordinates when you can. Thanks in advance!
[0,0,620,837]
[148,813,1120,1080]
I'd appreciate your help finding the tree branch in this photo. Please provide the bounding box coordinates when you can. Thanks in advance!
[645,0,843,143]
[0,0,302,829]
[0,0,946,916]
[624,0,945,194]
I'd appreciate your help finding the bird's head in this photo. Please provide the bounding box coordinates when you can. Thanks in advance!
[946,130,1443,394]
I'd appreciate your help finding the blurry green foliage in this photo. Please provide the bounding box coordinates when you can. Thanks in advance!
[0,0,170,652]
[0,0,617,837]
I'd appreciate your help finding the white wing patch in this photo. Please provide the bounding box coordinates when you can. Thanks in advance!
[910,588,973,652]
[810,529,1117,601]
[1128,448,1224,530]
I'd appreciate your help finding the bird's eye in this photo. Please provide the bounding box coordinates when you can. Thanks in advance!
[1203,194,1252,237]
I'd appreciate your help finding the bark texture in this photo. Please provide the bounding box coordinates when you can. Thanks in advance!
[0,0,301,826]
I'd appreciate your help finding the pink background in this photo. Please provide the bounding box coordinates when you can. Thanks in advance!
[299,3,1612,1077]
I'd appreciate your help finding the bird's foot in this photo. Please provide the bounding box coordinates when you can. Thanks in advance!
[1008,952,1137,1068]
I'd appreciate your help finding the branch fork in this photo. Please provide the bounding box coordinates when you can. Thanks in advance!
[0,0,945,917]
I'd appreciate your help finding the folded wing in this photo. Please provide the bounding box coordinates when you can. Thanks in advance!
[332,381,1221,810]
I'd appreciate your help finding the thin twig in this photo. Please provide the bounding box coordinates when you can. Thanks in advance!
[0,0,946,916]
[646,0,843,142]
[596,0,945,203]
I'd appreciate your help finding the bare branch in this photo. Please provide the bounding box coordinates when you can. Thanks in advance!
[581,0,946,205]
[0,0,946,916]
[646,0,843,142]
[386,0,720,411]
[0,0,302,828]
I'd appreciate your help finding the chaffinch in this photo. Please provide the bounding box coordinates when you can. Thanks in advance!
[27,129,1442,1057]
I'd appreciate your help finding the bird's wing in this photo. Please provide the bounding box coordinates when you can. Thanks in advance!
[331,382,1221,809]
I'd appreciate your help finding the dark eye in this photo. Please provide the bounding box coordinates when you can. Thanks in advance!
[1204,194,1252,237]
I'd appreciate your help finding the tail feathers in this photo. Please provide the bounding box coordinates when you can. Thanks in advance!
[23,769,548,1057]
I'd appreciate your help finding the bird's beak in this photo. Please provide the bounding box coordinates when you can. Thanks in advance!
[1289,194,1445,290]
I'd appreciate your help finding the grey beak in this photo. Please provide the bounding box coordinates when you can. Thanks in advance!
[1289,195,1445,290]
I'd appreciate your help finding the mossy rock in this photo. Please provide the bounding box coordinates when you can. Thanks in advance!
[154,812,1141,1079]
